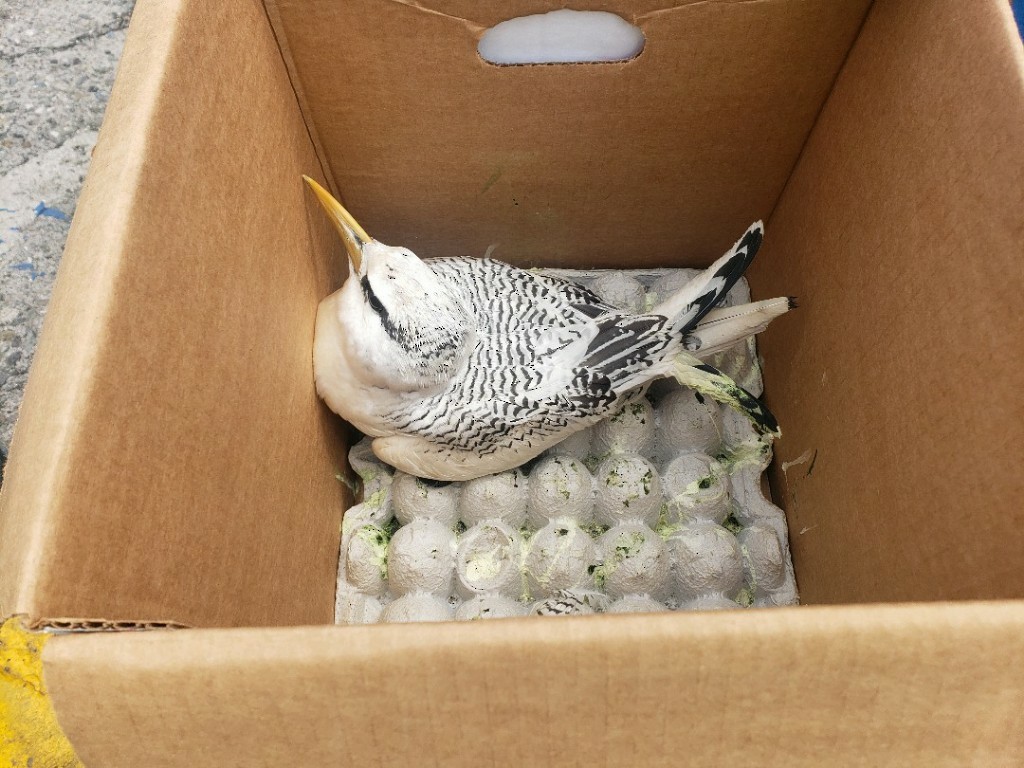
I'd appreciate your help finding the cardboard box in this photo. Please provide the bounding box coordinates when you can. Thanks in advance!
[1,0,1023,764]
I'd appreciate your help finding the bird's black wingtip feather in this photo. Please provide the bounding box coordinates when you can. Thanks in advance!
[741,221,765,251]
[689,363,780,437]
[753,403,781,438]
[787,296,799,310]
[738,388,780,437]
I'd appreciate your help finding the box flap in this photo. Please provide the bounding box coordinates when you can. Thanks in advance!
[0,0,349,627]
[753,0,1024,602]
[266,0,871,266]
[43,602,1024,766]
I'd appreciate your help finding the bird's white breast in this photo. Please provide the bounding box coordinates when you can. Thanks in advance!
[313,290,399,437]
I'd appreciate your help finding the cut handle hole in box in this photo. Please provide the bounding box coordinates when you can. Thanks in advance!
[478,10,645,65]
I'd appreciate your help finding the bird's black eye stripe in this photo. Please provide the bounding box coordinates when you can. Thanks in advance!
[360,274,409,344]
[360,276,385,314]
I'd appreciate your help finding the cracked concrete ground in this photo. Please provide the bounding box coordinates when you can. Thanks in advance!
[0,0,135,463]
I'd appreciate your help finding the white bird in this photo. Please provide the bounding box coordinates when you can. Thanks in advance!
[305,177,793,481]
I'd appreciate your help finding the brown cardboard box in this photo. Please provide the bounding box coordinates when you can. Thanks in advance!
[1,0,1023,764]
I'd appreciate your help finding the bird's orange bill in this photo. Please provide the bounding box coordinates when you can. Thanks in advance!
[302,175,371,272]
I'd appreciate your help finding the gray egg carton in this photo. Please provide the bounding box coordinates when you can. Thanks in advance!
[335,269,798,623]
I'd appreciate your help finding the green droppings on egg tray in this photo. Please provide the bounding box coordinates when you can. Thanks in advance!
[654,502,684,540]
[550,458,574,499]
[465,547,505,582]
[717,437,773,473]
[641,469,654,495]
[364,487,388,510]
[618,531,645,556]
[740,542,756,598]
[584,451,611,472]
[355,525,386,547]
[590,563,606,589]
[335,471,361,497]
[517,529,532,602]
[674,468,721,501]
[656,521,685,540]
[355,525,390,580]
[592,530,646,588]
[722,511,743,534]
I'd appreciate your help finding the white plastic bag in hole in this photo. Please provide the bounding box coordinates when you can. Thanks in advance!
[478,9,645,65]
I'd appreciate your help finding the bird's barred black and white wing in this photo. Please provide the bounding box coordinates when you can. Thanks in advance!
[384,259,676,456]
[385,244,777,461]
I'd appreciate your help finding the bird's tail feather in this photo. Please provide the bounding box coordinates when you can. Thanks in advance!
[685,296,796,357]
[653,222,765,330]
[672,354,781,438]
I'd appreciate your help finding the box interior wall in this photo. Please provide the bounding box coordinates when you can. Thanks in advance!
[0,0,1022,629]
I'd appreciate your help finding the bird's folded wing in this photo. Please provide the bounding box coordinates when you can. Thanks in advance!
[579,315,668,374]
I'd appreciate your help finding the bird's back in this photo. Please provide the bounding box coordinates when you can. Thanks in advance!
[381,258,676,458]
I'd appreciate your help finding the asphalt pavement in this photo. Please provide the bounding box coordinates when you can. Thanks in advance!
[0,0,134,463]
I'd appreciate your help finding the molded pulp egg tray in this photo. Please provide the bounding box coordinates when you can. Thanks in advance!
[336,269,798,623]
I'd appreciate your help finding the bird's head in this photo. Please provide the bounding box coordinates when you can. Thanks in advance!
[305,176,470,392]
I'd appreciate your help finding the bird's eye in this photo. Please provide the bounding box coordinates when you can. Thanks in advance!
[368,294,384,313]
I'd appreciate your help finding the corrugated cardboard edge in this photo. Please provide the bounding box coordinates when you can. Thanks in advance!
[0,617,83,768]
[41,601,1024,767]
[27,617,189,633]
[0,0,186,619]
